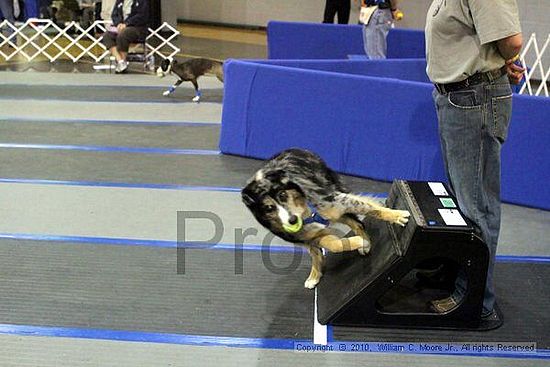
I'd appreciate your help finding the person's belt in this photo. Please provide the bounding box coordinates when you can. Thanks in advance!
[434,68,506,94]
[365,1,391,9]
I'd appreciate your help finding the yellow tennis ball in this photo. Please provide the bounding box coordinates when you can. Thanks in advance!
[283,216,303,233]
[394,10,404,20]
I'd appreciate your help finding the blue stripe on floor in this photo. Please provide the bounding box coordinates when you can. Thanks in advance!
[0,323,548,359]
[0,178,387,199]
[0,178,242,192]
[0,232,300,253]
[0,323,297,349]
[0,116,220,126]
[495,255,550,264]
[0,232,548,264]
[0,143,220,155]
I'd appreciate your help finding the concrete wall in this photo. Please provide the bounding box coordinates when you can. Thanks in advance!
[168,0,549,80]
[176,0,328,27]
[161,0,178,25]
[171,0,549,36]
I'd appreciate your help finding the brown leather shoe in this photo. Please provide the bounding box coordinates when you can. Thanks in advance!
[430,296,459,313]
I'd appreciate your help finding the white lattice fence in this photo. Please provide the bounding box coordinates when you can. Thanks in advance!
[519,33,550,97]
[0,19,180,63]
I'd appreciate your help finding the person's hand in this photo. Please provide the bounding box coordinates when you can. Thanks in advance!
[117,23,126,33]
[504,56,526,85]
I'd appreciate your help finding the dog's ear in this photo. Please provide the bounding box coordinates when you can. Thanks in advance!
[264,170,289,185]
[242,191,255,206]
[241,183,259,207]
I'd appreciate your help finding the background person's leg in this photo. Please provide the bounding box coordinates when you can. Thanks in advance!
[0,0,16,40]
[322,0,337,23]
[336,0,350,24]
[102,31,122,61]
[114,26,146,73]
[0,0,16,22]
[363,8,392,59]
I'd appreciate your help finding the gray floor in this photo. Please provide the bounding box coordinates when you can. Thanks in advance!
[0,120,221,149]
[0,98,223,123]
[0,84,224,103]
[0,39,548,367]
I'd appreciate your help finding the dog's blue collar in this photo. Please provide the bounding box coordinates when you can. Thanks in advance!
[303,211,329,226]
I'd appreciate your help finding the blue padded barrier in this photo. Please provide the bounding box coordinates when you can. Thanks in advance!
[502,94,550,209]
[220,59,445,182]
[386,28,426,59]
[267,21,426,60]
[220,60,550,210]
[250,59,430,83]
[267,21,364,60]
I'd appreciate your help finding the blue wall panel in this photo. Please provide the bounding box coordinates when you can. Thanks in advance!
[267,21,426,60]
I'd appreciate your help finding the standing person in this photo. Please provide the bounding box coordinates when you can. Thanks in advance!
[323,0,351,24]
[102,0,149,73]
[425,0,524,319]
[361,0,401,59]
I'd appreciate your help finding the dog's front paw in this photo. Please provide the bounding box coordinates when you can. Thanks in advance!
[347,236,366,251]
[393,210,410,227]
[192,95,201,103]
[357,238,371,256]
[304,276,321,289]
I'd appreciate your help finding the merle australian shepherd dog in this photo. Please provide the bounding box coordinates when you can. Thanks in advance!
[242,148,410,289]
[156,57,224,102]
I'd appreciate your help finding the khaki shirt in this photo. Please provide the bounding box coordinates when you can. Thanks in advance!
[425,0,521,84]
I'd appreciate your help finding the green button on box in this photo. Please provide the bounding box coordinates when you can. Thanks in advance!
[440,197,456,208]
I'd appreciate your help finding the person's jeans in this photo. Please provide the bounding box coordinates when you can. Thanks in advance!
[363,8,392,59]
[433,73,513,316]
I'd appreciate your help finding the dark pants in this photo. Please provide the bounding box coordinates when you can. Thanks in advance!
[0,0,15,38]
[323,0,350,24]
[0,0,16,23]
[102,26,147,53]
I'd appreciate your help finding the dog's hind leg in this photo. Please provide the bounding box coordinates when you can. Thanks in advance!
[163,79,183,96]
[303,245,324,289]
[191,79,201,102]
